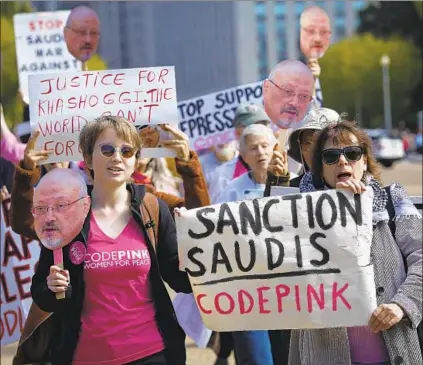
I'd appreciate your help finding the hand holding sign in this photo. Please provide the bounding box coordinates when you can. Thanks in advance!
[159,124,190,162]
[336,179,367,194]
[33,168,90,300]
[47,265,69,294]
[268,144,288,176]
[369,303,404,333]
[22,130,53,170]
[308,58,321,79]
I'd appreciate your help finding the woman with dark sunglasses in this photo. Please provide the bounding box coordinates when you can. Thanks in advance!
[11,116,208,365]
[288,120,422,365]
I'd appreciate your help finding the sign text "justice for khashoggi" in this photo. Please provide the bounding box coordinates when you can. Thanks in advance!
[29,67,177,163]
[176,189,377,331]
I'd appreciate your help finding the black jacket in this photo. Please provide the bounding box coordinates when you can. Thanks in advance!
[31,184,192,365]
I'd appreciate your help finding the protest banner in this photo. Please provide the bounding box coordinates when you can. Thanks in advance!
[1,195,41,346]
[178,81,263,151]
[14,11,82,104]
[176,189,377,331]
[28,67,178,163]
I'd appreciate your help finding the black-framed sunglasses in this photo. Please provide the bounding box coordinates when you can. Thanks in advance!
[98,144,137,158]
[321,146,364,165]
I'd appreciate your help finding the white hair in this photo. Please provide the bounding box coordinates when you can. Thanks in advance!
[239,124,277,153]
[36,168,88,198]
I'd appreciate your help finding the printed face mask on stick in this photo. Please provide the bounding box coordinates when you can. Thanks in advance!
[263,60,315,146]
[63,6,100,63]
[300,6,332,60]
[33,168,90,251]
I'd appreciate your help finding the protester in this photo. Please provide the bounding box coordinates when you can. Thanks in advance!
[64,5,100,63]
[288,120,422,365]
[14,116,192,365]
[286,107,340,187]
[199,140,238,187]
[134,157,181,196]
[208,103,271,202]
[216,124,288,365]
[1,103,26,165]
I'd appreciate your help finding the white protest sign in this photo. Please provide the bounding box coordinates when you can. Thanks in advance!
[176,189,377,331]
[1,195,41,346]
[270,186,300,197]
[178,81,263,151]
[13,11,81,105]
[29,67,178,163]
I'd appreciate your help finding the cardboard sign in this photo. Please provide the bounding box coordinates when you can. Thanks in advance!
[178,82,263,151]
[176,189,377,331]
[0,195,41,346]
[28,67,178,163]
[14,11,82,104]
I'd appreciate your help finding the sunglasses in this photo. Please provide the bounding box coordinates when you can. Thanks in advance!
[98,144,137,158]
[321,146,364,165]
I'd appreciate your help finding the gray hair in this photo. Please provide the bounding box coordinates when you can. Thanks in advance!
[239,124,277,153]
[36,168,88,198]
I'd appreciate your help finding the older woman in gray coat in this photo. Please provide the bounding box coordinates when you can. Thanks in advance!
[289,121,422,365]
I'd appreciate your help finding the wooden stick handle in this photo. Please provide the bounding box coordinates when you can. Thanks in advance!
[53,249,66,300]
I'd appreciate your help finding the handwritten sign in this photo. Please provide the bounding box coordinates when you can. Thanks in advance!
[176,189,377,331]
[178,82,262,151]
[13,11,81,104]
[1,195,41,346]
[28,67,178,163]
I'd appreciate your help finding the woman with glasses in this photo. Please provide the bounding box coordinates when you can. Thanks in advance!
[24,116,193,365]
[288,120,422,365]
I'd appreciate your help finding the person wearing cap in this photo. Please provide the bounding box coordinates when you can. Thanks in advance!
[207,103,271,203]
[265,108,340,194]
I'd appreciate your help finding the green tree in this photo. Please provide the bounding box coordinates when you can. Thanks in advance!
[0,1,107,128]
[358,1,423,113]
[320,34,422,129]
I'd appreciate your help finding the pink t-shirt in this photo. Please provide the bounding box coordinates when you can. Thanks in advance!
[73,215,164,365]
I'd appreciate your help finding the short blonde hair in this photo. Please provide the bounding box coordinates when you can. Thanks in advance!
[79,115,142,165]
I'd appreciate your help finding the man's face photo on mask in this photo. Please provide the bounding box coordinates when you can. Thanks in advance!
[300,7,332,59]
[33,169,90,250]
[64,6,100,62]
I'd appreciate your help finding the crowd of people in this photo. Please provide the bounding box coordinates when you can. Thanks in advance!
[1,4,422,365]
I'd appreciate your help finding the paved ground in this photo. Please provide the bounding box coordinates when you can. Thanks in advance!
[1,159,421,365]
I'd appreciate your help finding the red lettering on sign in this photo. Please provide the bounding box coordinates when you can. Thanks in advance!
[196,294,212,314]
[0,273,17,303]
[158,68,169,84]
[307,283,325,313]
[14,265,32,300]
[3,232,23,266]
[238,289,254,314]
[332,282,351,311]
[214,292,235,315]
[0,307,24,340]
[257,286,271,314]
[275,284,290,313]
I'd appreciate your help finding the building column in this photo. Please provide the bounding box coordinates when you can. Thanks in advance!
[286,1,298,60]
[266,1,278,69]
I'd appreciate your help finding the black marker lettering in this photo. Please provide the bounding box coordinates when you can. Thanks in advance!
[263,199,283,233]
[282,194,302,228]
[309,232,330,267]
[234,240,256,272]
[265,238,284,270]
[188,207,215,239]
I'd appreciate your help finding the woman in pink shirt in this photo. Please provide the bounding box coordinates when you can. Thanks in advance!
[30,116,192,365]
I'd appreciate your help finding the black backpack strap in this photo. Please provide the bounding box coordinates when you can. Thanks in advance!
[384,185,396,237]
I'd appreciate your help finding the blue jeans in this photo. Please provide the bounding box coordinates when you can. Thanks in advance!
[232,330,274,365]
